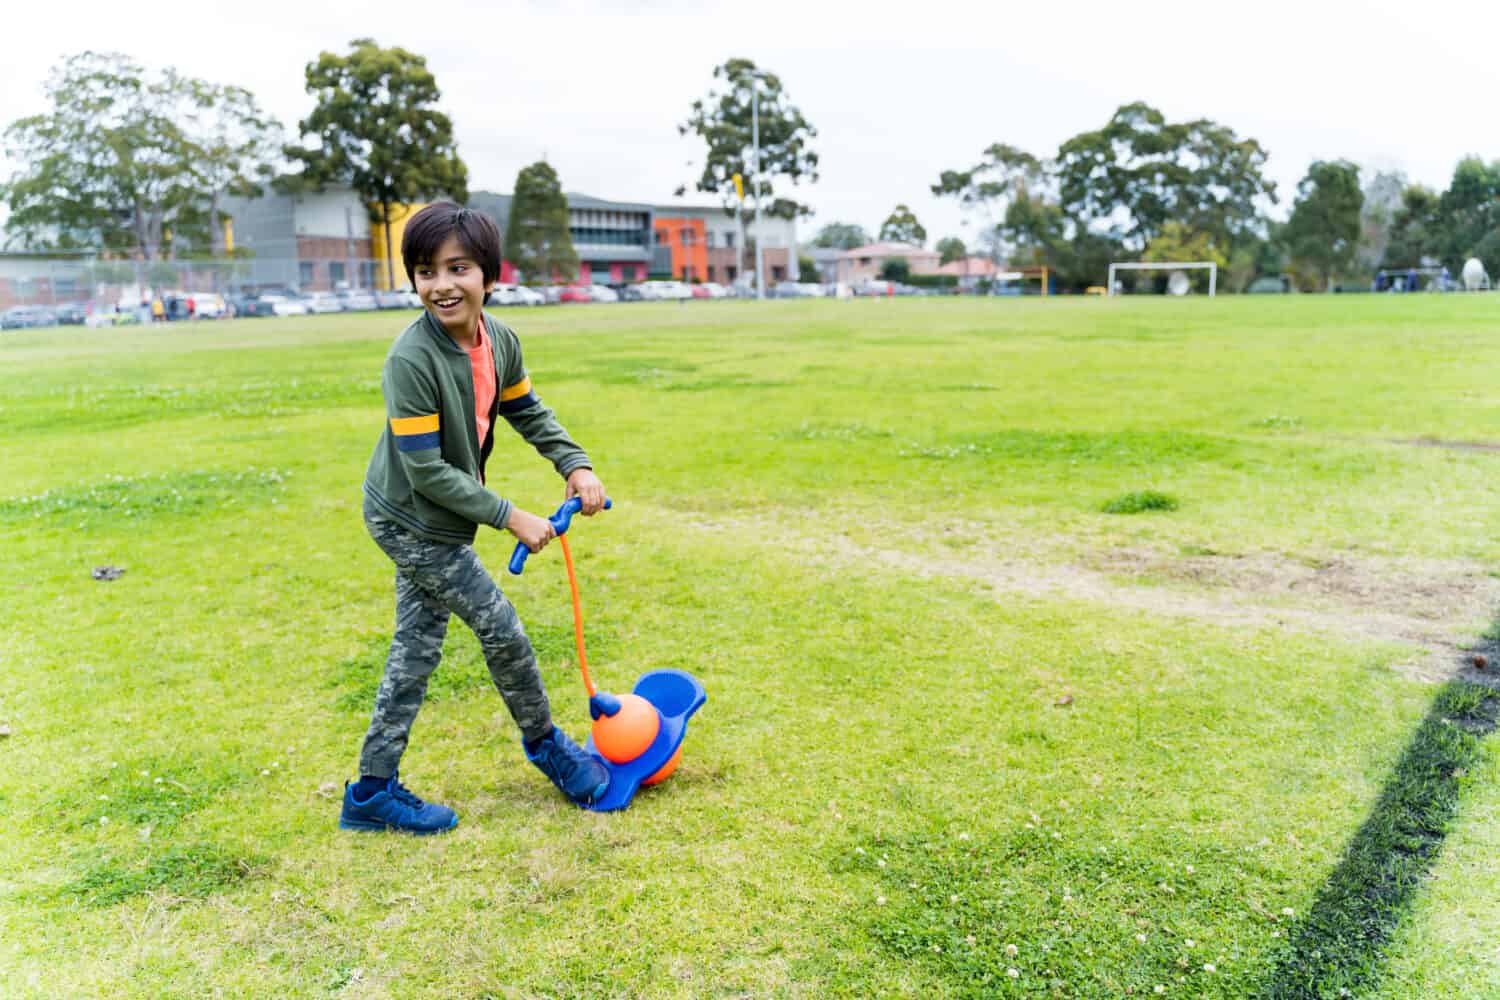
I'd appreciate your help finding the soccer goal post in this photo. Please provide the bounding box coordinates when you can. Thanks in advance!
[1107,261,1217,297]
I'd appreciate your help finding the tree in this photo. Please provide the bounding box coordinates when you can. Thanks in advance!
[1383,185,1440,268]
[812,222,869,249]
[1,52,199,260]
[879,204,926,246]
[1357,169,1406,273]
[285,38,468,289]
[879,257,910,283]
[1283,160,1363,289]
[1141,222,1226,292]
[678,57,818,228]
[1434,157,1500,276]
[507,161,577,284]
[1053,102,1275,253]
[936,236,967,265]
[176,76,283,257]
[798,255,820,283]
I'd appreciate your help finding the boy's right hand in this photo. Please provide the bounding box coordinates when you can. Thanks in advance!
[506,508,556,553]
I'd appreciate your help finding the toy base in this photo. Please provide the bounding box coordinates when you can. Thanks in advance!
[582,669,705,812]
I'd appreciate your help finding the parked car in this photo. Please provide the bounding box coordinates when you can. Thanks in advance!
[619,284,645,302]
[227,293,276,318]
[587,284,619,303]
[338,289,380,311]
[690,284,712,299]
[53,303,88,325]
[512,285,545,306]
[305,292,343,314]
[489,283,544,307]
[259,294,309,317]
[85,303,139,328]
[191,293,227,319]
[698,282,729,299]
[1,305,55,329]
[559,285,593,304]
[639,280,693,301]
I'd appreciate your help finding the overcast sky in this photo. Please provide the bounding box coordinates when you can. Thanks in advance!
[4,0,1497,250]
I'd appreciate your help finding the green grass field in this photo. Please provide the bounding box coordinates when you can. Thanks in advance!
[3,297,1499,998]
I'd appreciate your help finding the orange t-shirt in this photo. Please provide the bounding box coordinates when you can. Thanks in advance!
[468,319,496,445]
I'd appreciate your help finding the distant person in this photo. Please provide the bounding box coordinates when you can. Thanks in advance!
[150,297,165,323]
[340,202,610,835]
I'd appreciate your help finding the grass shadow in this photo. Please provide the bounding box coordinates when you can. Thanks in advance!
[1255,679,1500,997]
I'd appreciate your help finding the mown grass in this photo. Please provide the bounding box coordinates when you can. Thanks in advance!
[2,297,1499,997]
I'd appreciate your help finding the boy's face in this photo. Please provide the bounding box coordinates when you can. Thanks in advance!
[412,233,494,340]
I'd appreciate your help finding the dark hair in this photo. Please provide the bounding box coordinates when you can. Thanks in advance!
[401,201,502,288]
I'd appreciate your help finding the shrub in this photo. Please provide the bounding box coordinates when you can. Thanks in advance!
[1102,490,1179,514]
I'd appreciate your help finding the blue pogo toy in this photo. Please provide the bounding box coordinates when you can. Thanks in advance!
[510,498,705,812]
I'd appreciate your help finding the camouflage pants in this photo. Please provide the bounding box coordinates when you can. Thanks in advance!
[359,503,552,778]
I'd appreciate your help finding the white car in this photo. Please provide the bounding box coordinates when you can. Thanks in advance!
[191,293,227,318]
[698,282,729,299]
[639,280,693,301]
[305,292,342,314]
[259,294,309,317]
[588,284,619,303]
[491,283,545,307]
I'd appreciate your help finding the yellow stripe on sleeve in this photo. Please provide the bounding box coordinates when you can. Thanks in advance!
[390,413,440,435]
[500,376,532,403]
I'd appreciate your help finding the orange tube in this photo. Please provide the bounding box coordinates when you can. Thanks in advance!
[558,533,595,697]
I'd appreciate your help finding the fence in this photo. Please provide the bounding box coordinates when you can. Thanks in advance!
[0,254,397,311]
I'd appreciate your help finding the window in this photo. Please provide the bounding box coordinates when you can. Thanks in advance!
[727,266,737,281]
[703,231,715,249]
[708,266,716,281]
[724,232,736,249]
[329,261,346,285]
[299,261,315,286]
[772,266,786,281]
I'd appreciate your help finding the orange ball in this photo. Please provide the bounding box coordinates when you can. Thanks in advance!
[591,693,660,763]
[642,745,682,786]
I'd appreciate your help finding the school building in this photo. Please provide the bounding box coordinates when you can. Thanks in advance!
[650,204,796,286]
[219,186,796,291]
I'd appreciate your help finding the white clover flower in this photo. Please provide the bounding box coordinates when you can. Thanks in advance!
[965,934,977,946]
[855,847,865,855]
[1185,940,1195,948]
[154,777,163,784]
[97,794,109,801]
[1154,986,1166,995]
[877,858,886,868]
[876,895,886,906]
[957,832,970,841]
[1203,963,1216,973]
[1006,943,1018,956]
[949,894,959,904]
[261,769,270,776]
[1136,933,1147,943]
[1282,907,1295,917]
[931,944,941,953]
[1185,865,1194,874]
[1007,968,1020,979]
[99,816,109,825]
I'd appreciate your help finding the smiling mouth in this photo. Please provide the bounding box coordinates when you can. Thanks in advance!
[433,297,462,309]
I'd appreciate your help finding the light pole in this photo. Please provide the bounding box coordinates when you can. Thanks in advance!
[750,74,766,301]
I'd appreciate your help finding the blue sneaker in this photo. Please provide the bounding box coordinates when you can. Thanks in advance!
[338,774,458,835]
[525,726,610,806]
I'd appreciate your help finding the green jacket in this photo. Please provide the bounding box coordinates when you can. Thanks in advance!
[363,310,590,544]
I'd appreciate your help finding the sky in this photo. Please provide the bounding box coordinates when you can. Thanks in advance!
[3,0,1497,251]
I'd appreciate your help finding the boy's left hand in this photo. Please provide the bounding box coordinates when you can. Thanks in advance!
[566,468,606,515]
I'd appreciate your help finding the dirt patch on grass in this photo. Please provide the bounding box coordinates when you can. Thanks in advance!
[1401,437,1500,453]
[679,509,1500,684]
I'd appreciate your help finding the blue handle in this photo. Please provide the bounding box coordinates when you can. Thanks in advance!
[507,496,612,575]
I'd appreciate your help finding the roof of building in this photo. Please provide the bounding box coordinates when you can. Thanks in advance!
[935,257,1000,277]
[841,241,940,260]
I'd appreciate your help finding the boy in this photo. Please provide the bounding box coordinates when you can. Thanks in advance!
[340,202,609,834]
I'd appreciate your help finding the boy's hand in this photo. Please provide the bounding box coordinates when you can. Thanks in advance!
[566,468,606,515]
[506,508,556,553]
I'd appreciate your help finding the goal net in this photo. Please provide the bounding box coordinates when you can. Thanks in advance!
[1107,261,1217,297]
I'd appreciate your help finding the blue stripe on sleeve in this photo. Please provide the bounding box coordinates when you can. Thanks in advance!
[395,430,442,451]
[498,391,540,415]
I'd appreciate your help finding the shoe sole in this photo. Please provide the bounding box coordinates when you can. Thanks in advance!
[339,814,459,835]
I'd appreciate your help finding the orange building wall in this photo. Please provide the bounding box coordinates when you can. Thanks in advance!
[653,218,709,281]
